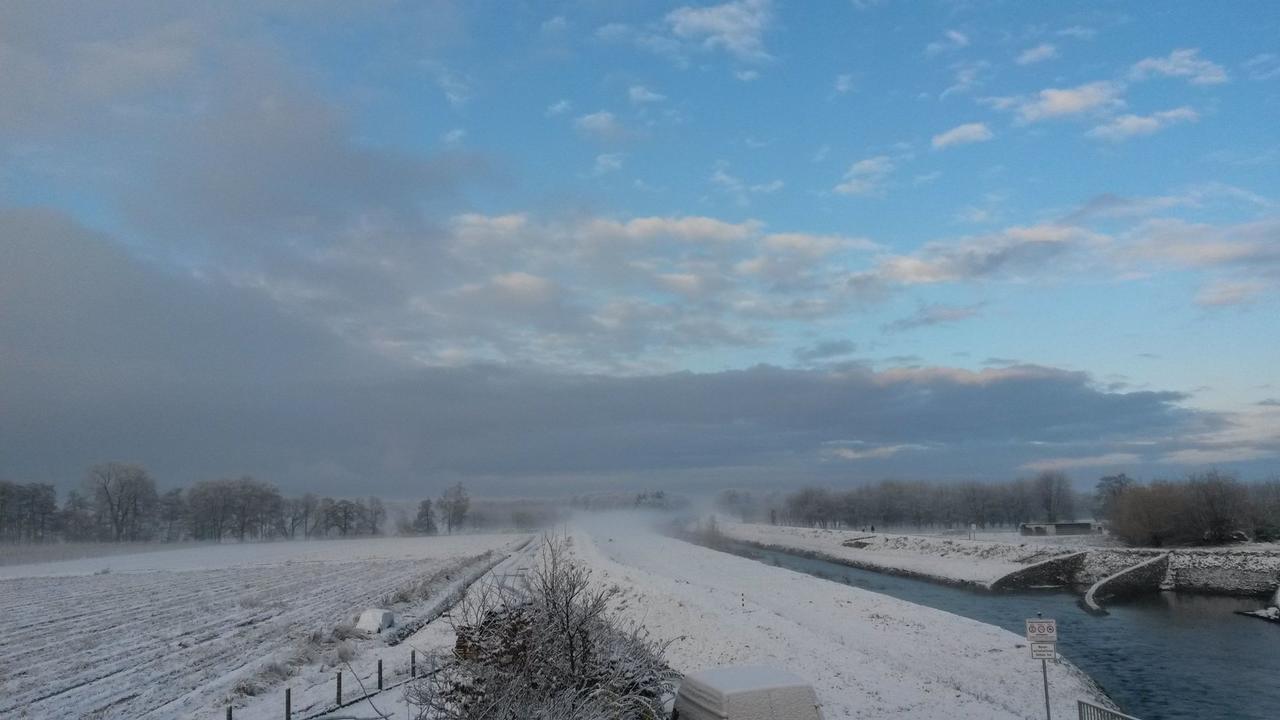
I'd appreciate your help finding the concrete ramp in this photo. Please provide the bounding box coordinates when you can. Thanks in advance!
[1083,553,1170,614]
[988,551,1087,591]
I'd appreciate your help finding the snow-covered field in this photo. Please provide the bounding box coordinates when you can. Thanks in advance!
[713,521,1073,586]
[0,534,526,719]
[570,516,1111,719]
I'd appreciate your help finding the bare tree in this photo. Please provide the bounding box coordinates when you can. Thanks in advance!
[85,463,157,541]
[413,499,438,535]
[438,483,470,534]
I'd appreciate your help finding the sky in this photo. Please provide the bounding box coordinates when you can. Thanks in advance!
[1,0,1278,497]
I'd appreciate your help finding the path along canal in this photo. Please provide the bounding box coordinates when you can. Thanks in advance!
[712,540,1277,720]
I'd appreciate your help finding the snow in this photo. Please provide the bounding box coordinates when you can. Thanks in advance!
[0,534,517,579]
[0,534,527,719]
[714,521,1072,586]
[570,515,1111,719]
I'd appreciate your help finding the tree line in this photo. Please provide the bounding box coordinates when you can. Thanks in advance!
[722,471,1080,531]
[1095,471,1280,546]
[0,462,476,544]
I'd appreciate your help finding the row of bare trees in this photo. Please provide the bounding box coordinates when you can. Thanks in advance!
[724,472,1081,531]
[1096,471,1280,546]
[1,463,475,544]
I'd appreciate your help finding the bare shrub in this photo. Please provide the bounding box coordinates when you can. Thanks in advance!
[405,537,676,719]
[331,623,361,641]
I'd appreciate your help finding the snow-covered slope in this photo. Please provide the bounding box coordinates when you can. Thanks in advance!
[572,516,1110,719]
[715,521,1072,586]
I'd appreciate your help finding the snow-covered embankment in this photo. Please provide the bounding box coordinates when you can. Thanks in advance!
[571,517,1112,720]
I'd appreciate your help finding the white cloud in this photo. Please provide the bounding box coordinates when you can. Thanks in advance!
[864,224,1097,285]
[1194,280,1266,307]
[711,168,783,205]
[1020,452,1140,472]
[574,111,625,140]
[584,215,760,243]
[832,73,855,95]
[1130,48,1228,85]
[628,85,666,103]
[1244,53,1280,81]
[932,122,993,149]
[833,155,894,196]
[940,61,988,98]
[1087,107,1198,141]
[735,69,760,81]
[1016,43,1058,65]
[666,0,774,61]
[441,128,466,145]
[1012,81,1123,123]
[925,29,969,56]
[545,99,572,116]
[591,152,625,175]
[1057,26,1097,40]
[828,444,920,461]
[428,64,472,107]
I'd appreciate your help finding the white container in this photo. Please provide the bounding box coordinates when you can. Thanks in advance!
[355,608,395,633]
[674,665,824,720]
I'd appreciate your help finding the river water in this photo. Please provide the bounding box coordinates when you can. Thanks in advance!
[715,541,1277,720]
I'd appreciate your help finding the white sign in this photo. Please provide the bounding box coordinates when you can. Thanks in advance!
[1030,642,1056,660]
[1025,618,1057,643]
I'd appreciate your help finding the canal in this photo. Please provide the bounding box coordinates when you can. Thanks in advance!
[713,540,1277,720]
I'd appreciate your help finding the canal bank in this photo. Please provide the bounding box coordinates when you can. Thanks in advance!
[710,521,1280,599]
[700,537,1279,720]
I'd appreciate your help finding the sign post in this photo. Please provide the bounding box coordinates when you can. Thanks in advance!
[1025,615,1057,720]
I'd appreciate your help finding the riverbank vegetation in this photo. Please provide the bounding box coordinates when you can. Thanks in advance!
[1096,471,1280,546]
[732,470,1279,548]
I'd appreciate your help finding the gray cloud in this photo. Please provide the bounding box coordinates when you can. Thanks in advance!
[793,339,858,363]
[882,303,984,333]
[3,208,1266,495]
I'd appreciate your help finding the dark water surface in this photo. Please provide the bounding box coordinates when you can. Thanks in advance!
[716,540,1277,720]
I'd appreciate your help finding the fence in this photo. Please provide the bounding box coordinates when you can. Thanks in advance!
[223,648,438,720]
[1078,700,1143,720]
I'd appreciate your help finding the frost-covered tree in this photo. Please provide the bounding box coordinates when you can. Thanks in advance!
[413,499,438,535]
[405,538,675,719]
[439,483,470,534]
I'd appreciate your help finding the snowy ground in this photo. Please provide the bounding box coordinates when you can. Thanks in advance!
[0,534,527,719]
[713,521,1073,586]
[569,516,1109,719]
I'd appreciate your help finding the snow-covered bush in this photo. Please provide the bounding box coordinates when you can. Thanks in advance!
[405,538,676,720]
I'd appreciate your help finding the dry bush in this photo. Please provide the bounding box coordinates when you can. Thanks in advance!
[405,537,676,720]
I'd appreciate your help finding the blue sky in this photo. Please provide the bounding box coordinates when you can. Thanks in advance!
[1,1,1278,493]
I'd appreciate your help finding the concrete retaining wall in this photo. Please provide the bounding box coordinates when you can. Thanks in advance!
[1167,550,1280,595]
[1084,553,1170,614]
[989,551,1087,591]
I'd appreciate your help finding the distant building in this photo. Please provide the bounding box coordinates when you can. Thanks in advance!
[1019,521,1097,536]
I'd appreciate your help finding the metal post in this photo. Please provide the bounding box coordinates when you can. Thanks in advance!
[378,659,383,690]
[226,707,233,720]
[1041,658,1052,720]
[411,650,416,678]
[285,688,291,719]
[336,671,342,705]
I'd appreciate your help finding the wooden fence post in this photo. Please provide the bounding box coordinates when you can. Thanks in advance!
[226,707,232,720]
[336,671,342,705]
[377,659,383,690]
[410,649,416,678]
[284,687,291,718]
